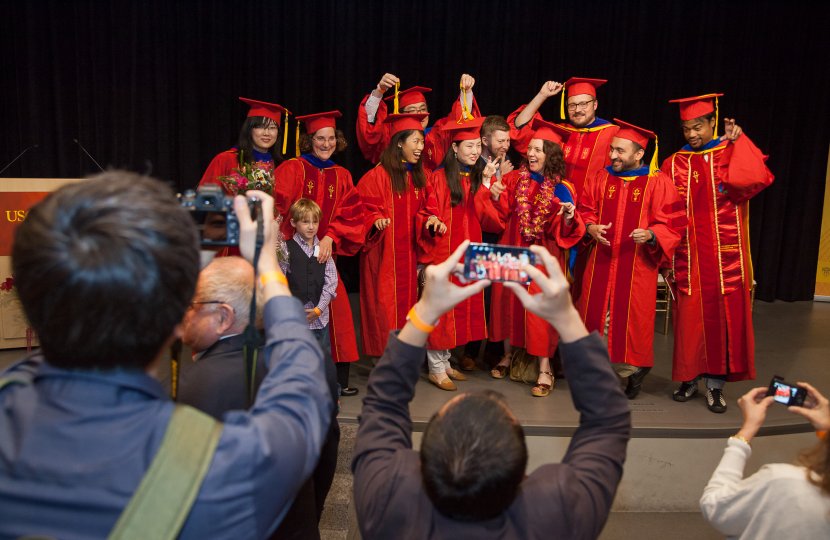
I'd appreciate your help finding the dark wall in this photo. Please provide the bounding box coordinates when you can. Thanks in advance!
[2,0,828,301]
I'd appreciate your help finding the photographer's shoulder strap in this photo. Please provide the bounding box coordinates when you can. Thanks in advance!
[108,405,222,540]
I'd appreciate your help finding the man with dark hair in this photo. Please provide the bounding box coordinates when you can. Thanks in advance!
[353,241,631,537]
[576,119,685,399]
[0,173,332,539]
[662,94,774,413]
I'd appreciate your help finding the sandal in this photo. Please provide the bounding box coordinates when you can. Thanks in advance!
[490,356,511,379]
[531,370,554,397]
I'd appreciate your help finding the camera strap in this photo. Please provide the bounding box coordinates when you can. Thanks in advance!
[243,200,265,407]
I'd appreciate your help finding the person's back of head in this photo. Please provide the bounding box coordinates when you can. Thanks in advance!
[420,390,527,521]
[12,171,200,370]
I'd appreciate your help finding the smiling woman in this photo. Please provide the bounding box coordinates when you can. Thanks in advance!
[198,97,288,196]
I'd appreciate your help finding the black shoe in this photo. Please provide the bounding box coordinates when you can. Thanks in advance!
[340,387,359,397]
[625,367,651,400]
[673,380,698,402]
[707,388,727,413]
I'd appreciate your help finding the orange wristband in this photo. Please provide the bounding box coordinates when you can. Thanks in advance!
[260,270,288,287]
[817,430,828,441]
[406,306,437,333]
[313,307,322,317]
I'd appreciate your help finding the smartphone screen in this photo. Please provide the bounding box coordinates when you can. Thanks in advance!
[767,377,806,406]
[463,242,535,285]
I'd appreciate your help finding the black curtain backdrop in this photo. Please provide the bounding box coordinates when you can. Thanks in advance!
[1,0,828,301]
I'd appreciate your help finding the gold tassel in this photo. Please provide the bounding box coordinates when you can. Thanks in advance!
[295,121,300,157]
[393,81,400,114]
[714,96,719,138]
[560,90,566,120]
[282,110,289,155]
[458,81,473,122]
[650,136,660,174]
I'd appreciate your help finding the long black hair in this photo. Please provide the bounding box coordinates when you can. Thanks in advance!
[441,141,484,207]
[379,130,427,193]
[237,116,284,167]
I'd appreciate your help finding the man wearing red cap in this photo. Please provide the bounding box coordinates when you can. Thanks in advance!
[272,110,364,395]
[509,78,620,197]
[662,94,774,413]
[356,72,480,170]
[575,120,686,399]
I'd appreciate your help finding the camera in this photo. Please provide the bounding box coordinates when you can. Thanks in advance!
[179,185,256,247]
[766,375,807,407]
[463,242,536,285]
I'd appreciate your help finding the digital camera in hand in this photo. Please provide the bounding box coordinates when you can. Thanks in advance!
[179,185,257,247]
[463,242,536,285]
[767,376,807,407]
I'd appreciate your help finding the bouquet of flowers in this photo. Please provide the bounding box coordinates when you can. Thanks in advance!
[219,160,275,196]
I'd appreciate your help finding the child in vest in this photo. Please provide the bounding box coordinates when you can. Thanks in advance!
[279,198,338,372]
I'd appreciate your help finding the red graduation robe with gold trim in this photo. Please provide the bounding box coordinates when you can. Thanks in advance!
[488,168,586,358]
[272,156,365,363]
[575,167,685,367]
[507,105,619,197]
[662,135,774,382]
[416,170,502,350]
[356,95,480,170]
[357,165,433,356]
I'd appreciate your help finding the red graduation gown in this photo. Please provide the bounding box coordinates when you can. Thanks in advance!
[357,165,433,357]
[575,168,686,367]
[272,157,365,363]
[416,171,502,350]
[662,136,774,382]
[199,149,241,192]
[507,105,619,197]
[356,94,481,170]
[489,168,586,358]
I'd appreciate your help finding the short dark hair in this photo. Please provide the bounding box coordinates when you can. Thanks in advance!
[420,391,528,521]
[684,112,716,126]
[12,171,200,370]
[481,115,510,138]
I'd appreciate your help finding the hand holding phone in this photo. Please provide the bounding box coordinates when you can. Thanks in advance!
[766,376,807,407]
[463,242,535,285]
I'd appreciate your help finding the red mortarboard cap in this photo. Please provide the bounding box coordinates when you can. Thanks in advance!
[612,118,656,149]
[530,117,568,145]
[383,113,429,136]
[384,86,432,109]
[668,93,724,121]
[442,117,486,141]
[296,110,342,134]
[564,77,607,98]
[239,97,289,125]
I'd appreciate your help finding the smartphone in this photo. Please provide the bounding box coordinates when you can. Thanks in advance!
[463,242,535,285]
[766,376,807,407]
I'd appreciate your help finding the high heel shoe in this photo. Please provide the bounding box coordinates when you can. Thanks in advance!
[531,370,554,397]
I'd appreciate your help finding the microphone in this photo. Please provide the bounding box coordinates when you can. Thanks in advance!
[73,138,104,172]
[0,144,39,176]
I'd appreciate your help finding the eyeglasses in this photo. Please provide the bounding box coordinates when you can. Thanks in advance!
[566,99,595,112]
[312,135,337,144]
[401,106,428,114]
[188,300,224,310]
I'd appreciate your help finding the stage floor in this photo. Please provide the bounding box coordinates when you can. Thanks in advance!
[338,300,830,438]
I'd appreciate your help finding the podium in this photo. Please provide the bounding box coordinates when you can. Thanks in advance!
[1,178,83,349]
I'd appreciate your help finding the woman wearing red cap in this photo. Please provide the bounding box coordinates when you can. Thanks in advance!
[357,113,446,358]
[488,118,585,397]
[272,111,364,396]
[199,97,288,194]
[417,117,502,390]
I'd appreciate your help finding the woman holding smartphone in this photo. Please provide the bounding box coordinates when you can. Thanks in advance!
[417,117,501,390]
[357,113,446,359]
[487,118,585,397]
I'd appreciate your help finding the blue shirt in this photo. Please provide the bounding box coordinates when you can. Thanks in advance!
[0,296,332,539]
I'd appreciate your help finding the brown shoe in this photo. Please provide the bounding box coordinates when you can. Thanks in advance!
[446,369,467,381]
[429,373,457,391]
[490,356,511,379]
[460,355,477,371]
[531,371,554,397]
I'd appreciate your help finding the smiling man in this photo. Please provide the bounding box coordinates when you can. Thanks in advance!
[662,94,774,413]
[575,120,686,399]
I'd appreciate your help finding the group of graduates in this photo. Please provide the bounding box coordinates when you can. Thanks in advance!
[199,72,774,412]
